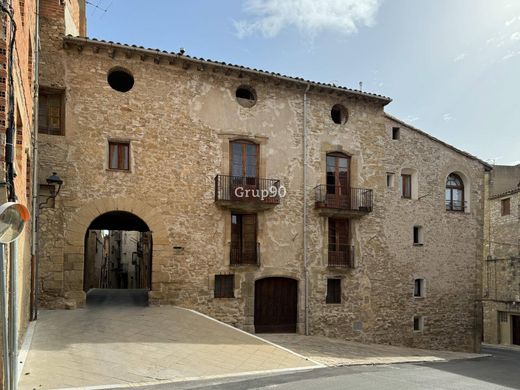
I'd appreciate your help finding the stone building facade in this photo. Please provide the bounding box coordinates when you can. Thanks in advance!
[35,0,490,353]
[483,165,520,345]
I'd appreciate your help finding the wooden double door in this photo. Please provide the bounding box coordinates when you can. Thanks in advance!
[254,277,298,333]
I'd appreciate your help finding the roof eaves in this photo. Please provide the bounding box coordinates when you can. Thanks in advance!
[384,113,493,170]
[63,35,393,105]
[489,187,520,199]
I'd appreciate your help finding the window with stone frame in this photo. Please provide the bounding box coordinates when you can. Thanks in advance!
[326,278,341,304]
[413,315,424,331]
[108,141,130,170]
[214,274,234,298]
[401,174,412,199]
[39,88,64,135]
[414,279,425,297]
[445,173,464,211]
[501,198,511,216]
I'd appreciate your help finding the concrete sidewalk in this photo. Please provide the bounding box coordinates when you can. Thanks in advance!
[262,334,489,367]
[19,307,318,390]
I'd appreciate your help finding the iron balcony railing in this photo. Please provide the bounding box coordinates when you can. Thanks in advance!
[445,199,467,212]
[315,185,373,212]
[230,242,260,266]
[215,175,281,205]
[328,245,355,268]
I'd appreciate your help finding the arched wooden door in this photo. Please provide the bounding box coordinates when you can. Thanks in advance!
[254,277,297,333]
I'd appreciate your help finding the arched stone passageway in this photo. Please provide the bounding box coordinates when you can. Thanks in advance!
[84,211,152,293]
[57,198,171,307]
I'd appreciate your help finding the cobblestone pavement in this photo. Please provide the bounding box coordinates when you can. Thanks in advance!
[19,306,318,390]
[262,334,488,367]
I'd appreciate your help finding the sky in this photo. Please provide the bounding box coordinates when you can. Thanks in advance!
[87,0,520,165]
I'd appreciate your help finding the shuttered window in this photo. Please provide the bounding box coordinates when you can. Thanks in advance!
[501,198,511,216]
[231,213,257,265]
[39,89,64,135]
[214,275,234,298]
[326,279,341,304]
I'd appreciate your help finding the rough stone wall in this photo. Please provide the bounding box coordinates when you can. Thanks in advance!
[482,173,520,344]
[307,115,485,352]
[36,8,487,352]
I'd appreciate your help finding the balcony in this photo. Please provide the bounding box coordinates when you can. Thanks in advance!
[445,199,467,212]
[230,243,260,267]
[328,245,355,268]
[215,175,281,211]
[315,185,373,218]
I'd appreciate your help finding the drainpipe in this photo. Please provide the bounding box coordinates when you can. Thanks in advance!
[30,0,40,321]
[303,84,310,336]
[8,241,18,390]
[0,244,10,390]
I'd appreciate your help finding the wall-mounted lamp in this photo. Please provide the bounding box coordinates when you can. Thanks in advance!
[39,172,64,209]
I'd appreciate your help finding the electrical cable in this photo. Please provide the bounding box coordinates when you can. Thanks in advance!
[0,1,17,202]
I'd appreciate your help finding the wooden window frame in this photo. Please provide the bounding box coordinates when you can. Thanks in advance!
[401,174,412,199]
[445,173,465,212]
[501,198,511,216]
[38,87,65,136]
[214,274,234,298]
[326,152,351,195]
[326,278,341,304]
[229,140,259,178]
[108,141,130,171]
[230,213,258,265]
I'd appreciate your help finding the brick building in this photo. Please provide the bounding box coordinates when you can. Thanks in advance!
[483,164,520,345]
[30,0,494,354]
[0,0,38,385]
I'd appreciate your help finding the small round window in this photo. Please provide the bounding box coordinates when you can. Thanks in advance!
[331,104,348,125]
[107,68,134,93]
[235,85,257,108]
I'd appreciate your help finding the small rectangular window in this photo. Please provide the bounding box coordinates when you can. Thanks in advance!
[414,279,424,297]
[392,127,400,140]
[326,278,341,304]
[501,198,510,216]
[413,315,423,331]
[413,226,423,245]
[39,88,64,135]
[401,174,412,198]
[108,141,130,170]
[214,275,234,298]
[387,173,395,188]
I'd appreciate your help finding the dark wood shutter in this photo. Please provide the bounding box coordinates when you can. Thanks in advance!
[39,91,63,135]
[231,214,257,265]
[328,219,350,267]
[501,198,511,216]
[214,275,234,298]
[326,279,341,304]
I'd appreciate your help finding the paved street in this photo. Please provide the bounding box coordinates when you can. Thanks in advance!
[19,290,317,390]
[17,289,504,390]
[137,346,520,390]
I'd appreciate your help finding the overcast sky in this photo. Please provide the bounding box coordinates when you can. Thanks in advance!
[87,0,520,165]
